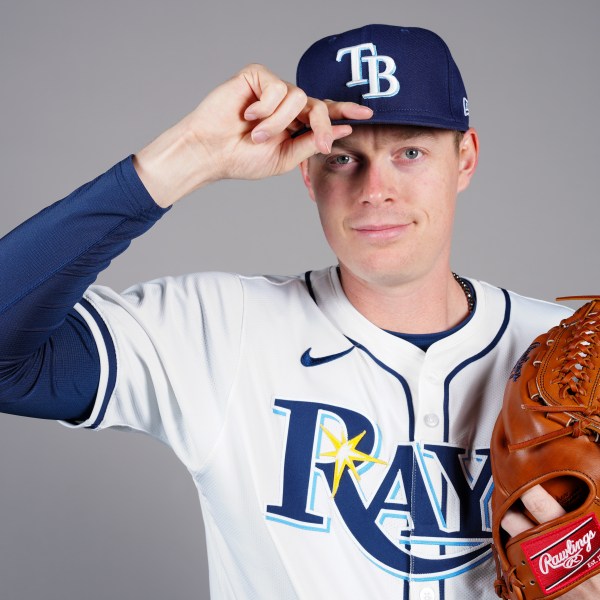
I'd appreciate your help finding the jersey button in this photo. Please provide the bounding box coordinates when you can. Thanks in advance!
[419,587,436,600]
[423,413,439,428]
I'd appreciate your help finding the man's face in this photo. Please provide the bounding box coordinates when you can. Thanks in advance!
[300,125,478,289]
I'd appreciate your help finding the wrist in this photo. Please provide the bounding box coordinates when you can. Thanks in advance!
[133,122,214,208]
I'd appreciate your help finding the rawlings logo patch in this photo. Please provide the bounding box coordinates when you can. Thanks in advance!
[522,513,600,594]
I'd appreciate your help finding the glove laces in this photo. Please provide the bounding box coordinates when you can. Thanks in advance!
[509,300,600,452]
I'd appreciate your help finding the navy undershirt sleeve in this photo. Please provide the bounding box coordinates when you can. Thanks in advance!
[0,156,170,421]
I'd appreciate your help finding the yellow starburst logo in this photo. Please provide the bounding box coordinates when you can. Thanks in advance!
[319,425,387,498]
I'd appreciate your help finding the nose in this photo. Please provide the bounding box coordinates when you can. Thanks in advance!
[360,161,395,206]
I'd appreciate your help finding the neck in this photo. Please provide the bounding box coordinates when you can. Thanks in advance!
[338,264,470,334]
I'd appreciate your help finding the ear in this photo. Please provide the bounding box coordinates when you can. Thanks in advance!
[456,128,479,193]
[299,158,316,202]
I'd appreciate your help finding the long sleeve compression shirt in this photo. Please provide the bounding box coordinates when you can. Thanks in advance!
[0,156,169,421]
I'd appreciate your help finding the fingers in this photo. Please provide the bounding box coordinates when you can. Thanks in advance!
[249,89,335,153]
[247,86,309,144]
[303,99,333,154]
[520,485,567,523]
[243,76,289,122]
[501,485,567,537]
[294,98,373,153]
[501,506,536,537]
[285,124,353,166]
[325,100,374,122]
[239,65,311,144]
[236,64,372,155]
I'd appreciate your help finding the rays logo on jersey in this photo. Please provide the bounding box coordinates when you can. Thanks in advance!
[336,43,400,99]
[266,399,493,581]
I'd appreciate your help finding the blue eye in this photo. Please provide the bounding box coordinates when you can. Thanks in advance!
[404,148,421,160]
[334,155,352,165]
[326,154,356,169]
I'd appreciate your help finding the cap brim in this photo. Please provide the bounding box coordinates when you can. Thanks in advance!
[291,116,467,138]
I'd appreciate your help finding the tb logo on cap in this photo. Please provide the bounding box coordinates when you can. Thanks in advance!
[336,43,400,99]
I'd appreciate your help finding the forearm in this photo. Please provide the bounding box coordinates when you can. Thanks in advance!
[0,156,169,418]
[133,119,216,208]
[0,155,168,357]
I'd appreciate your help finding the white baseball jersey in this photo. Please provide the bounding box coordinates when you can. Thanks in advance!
[64,266,571,600]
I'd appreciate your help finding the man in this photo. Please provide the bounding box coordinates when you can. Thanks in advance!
[0,24,597,599]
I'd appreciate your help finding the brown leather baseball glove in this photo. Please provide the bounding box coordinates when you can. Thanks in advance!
[491,297,600,599]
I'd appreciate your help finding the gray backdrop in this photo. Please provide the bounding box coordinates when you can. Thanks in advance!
[1,1,599,598]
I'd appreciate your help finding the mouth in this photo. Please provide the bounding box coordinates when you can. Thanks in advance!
[351,223,413,240]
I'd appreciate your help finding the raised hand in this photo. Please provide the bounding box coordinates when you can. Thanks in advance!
[133,64,373,207]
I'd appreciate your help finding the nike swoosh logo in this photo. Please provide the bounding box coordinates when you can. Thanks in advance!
[300,346,355,367]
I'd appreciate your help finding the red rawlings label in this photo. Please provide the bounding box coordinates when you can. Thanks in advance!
[521,513,600,595]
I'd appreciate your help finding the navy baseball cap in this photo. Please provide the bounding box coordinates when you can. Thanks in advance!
[296,24,469,132]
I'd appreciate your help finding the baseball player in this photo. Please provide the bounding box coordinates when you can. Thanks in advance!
[1,24,598,599]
